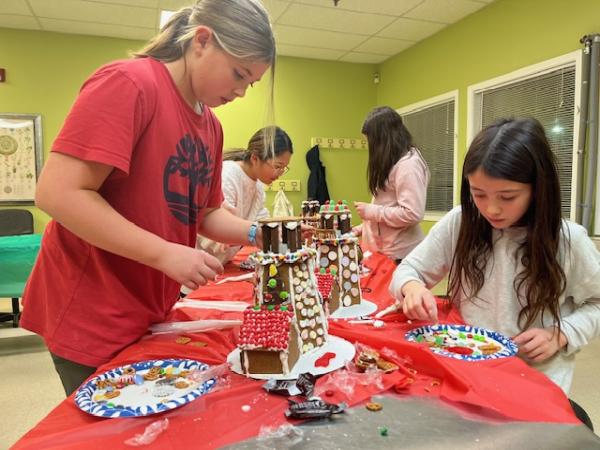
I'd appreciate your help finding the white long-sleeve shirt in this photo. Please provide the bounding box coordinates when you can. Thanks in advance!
[197,161,269,264]
[390,206,600,393]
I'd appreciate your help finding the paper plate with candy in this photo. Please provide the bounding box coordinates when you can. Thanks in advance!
[75,359,216,417]
[405,324,518,361]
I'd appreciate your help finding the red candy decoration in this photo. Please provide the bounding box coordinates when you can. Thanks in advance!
[446,346,473,355]
[314,352,336,367]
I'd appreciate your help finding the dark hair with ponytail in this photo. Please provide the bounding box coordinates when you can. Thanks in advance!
[224,126,293,162]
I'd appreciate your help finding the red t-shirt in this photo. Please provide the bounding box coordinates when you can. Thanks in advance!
[21,58,224,367]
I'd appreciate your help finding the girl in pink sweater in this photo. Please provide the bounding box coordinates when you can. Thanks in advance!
[353,106,430,263]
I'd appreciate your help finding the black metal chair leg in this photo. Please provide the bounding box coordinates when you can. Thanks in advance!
[11,297,20,328]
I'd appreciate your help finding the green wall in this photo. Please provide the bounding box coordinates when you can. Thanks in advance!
[377,0,599,233]
[214,56,375,214]
[0,27,376,231]
[0,29,145,231]
[3,0,597,234]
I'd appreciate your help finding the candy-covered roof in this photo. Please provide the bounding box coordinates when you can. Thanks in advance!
[319,200,351,214]
[239,307,294,351]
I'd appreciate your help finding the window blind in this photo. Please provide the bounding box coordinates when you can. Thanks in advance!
[479,66,576,217]
[402,100,455,214]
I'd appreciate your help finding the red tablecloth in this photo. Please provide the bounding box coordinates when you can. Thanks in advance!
[13,251,579,450]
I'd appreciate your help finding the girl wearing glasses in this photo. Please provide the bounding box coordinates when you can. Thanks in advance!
[192,126,293,266]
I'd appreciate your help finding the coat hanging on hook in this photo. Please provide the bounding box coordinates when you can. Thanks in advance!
[306,145,330,204]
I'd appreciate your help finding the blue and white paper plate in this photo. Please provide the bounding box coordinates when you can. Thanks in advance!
[405,324,518,361]
[75,359,216,418]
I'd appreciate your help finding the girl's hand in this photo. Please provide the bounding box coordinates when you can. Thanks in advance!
[354,202,368,220]
[513,328,567,363]
[156,242,224,291]
[351,226,362,237]
[300,223,315,240]
[400,280,438,322]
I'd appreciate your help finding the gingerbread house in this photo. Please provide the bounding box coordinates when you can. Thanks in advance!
[301,200,320,229]
[313,201,362,314]
[238,217,328,376]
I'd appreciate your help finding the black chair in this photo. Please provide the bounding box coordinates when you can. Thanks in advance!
[0,209,34,236]
[0,209,34,327]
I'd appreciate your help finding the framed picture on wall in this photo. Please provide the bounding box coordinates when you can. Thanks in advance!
[0,113,43,204]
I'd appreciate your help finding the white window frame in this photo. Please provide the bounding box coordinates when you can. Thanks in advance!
[397,90,459,221]
[467,50,582,221]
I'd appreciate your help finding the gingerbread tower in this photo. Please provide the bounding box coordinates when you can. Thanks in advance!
[301,200,320,229]
[313,201,362,314]
[238,217,328,376]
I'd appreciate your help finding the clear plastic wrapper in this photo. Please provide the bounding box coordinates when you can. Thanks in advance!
[257,424,304,447]
[314,365,385,399]
[187,363,231,389]
[124,418,169,446]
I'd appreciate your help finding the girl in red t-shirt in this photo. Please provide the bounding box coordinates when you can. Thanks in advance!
[21,0,277,396]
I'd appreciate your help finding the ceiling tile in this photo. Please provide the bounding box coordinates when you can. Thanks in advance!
[353,36,413,56]
[275,24,366,51]
[86,0,158,7]
[278,3,395,35]
[277,43,346,61]
[262,0,291,22]
[157,0,290,22]
[29,0,156,28]
[296,0,422,16]
[0,14,40,30]
[0,0,32,15]
[338,52,387,64]
[39,18,155,41]
[404,0,486,24]
[377,17,446,41]
[157,0,189,10]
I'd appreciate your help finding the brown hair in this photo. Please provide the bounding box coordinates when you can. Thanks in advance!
[135,0,278,153]
[362,106,418,195]
[448,117,567,334]
[224,126,293,162]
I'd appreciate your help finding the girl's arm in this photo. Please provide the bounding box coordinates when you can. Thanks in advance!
[513,301,600,363]
[516,224,600,362]
[199,208,260,246]
[221,173,240,215]
[388,208,459,319]
[255,184,270,219]
[358,158,428,228]
[36,152,223,290]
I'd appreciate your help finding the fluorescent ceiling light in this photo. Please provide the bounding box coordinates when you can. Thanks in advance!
[159,10,175,29]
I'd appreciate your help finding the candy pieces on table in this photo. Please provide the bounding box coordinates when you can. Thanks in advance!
[354,349,399,374]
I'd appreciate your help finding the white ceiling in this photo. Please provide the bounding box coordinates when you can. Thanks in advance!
[0,0,495,64]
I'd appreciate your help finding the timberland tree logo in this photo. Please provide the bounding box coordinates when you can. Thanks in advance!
[163,134,213,225]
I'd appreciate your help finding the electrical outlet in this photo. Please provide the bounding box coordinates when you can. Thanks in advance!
[266,179,301,192]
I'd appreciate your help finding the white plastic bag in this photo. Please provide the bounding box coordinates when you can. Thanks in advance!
[149,319,242,334]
